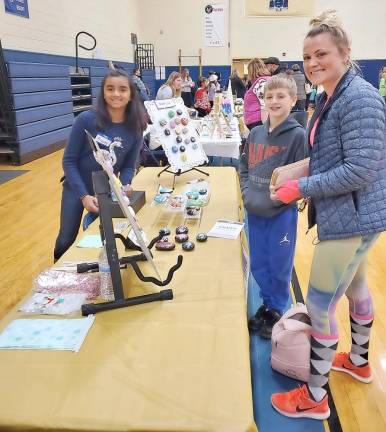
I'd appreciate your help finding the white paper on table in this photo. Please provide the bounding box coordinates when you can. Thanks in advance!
[207,220,244,240]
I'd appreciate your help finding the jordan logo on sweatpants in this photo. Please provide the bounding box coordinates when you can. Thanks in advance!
[280,233,290,245]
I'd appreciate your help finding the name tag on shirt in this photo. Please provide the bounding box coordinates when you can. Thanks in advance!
[94,133,112,148]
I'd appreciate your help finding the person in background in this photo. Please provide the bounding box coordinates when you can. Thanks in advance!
[264,57,285,75]
[54,70,147,260]
[181,68,195,107]
[194,77,211,117]
[242,73,252,89]
[379,66,386,102]
[208,74,221,107]
[230,69,246,99]
[240,74,308,338]
[156,71,182,100]
[270,10,386,420]
[305,77,313,110]
[131,67,149,102]
[243,58,271,131]
[291,64,306,110]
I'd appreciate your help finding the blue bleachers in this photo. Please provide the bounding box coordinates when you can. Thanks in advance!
[14,102,73,125]
[17,114,74,140]
[6,61,74,163]
[13,89,72,110]
[19,126,72,156]
[10,77,71,93]
[7,62,69,78]
[3,53,148,164]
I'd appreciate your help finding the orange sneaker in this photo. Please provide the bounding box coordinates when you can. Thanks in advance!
[271,385,330,420]
[332,352,372,383]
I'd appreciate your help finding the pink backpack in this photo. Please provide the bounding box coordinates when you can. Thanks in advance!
[271,303,311,382]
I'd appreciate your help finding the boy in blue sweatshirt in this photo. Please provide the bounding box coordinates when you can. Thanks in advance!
[240,74,308,338]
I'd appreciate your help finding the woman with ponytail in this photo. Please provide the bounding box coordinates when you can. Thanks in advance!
[270,10,386,420]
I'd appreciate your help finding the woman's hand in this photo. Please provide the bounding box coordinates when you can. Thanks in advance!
[123,184,133,197]
[81,195,99,212]
[270,180,302,204]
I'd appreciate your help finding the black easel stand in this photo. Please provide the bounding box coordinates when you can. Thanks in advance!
[81,171,183,315]
[157,164,209,189]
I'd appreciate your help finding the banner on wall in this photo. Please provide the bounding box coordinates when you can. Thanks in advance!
[204,3,226,47]
[4,0,29,18]
[245,0,314,17]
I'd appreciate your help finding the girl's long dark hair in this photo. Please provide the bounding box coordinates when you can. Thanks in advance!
[95,69,148,135]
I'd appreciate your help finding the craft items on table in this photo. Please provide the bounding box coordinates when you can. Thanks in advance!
[165,194,186,212]
[159,227,171,236]
[144,97,208,173]
[183,180,210,207]
[33,269,100,299]
[19,293,88,315]
[176,226,189,235]
[196,233,208,242]
[175,234,189,243]
[155,239,176,251]
[182,241,195,251]
[185,206,201,219]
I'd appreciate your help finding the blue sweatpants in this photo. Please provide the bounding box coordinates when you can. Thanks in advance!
[248,207,298,314]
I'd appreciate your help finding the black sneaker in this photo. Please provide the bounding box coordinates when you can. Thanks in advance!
[248,304,268,332]
[259,308,282,339]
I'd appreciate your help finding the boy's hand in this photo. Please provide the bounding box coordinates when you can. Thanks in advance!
[270,180,302,204]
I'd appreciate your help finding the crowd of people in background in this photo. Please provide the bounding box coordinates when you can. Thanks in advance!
[152,56,315,122]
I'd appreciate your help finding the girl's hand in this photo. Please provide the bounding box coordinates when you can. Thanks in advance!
[123,184,133,197]
[81,195,99,212]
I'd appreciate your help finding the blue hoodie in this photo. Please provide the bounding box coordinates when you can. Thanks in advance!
[240,116,308,217]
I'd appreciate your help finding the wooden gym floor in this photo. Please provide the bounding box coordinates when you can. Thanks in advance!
[0,149,385,432]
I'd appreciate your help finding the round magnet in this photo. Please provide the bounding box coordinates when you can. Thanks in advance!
[196,233,208,242]
[182,241,195,251]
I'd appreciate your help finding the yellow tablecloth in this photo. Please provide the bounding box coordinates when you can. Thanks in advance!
[0,167,257,432]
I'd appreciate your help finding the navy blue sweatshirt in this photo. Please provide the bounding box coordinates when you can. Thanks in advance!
[239,116,308,217]
[62,110,142,199]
